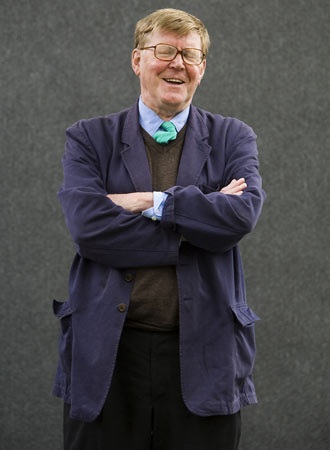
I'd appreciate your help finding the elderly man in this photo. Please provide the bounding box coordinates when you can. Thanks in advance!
[53,8,265,450]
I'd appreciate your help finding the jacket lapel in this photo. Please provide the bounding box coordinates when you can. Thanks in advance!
[121,103,153,192]
[120,102,212,192]
[176,105,212,186]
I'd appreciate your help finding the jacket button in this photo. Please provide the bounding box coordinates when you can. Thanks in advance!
[117,303,126,312]
[124,273,133,282]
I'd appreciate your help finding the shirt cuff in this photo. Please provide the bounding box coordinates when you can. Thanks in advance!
[141,191,169,221]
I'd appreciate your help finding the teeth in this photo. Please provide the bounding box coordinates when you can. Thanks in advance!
[164,78,183,84]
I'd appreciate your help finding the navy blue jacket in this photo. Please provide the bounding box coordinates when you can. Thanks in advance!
[53,102,266,422]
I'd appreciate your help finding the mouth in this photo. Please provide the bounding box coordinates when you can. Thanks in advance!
[163,78,185,85]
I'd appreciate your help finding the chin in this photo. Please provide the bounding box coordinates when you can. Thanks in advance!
[161,94,187,109]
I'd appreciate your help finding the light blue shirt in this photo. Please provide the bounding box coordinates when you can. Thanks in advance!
[138,96,190,136]
[138,96,190,220]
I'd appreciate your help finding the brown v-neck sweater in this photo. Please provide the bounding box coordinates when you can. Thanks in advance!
[124,124,187,331]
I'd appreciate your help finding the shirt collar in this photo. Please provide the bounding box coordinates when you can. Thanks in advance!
[138,96,190,137]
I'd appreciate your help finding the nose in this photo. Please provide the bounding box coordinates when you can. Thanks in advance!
[168,51,185,69]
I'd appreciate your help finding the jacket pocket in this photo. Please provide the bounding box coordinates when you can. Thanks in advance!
[231,304,260,381]
[231,303,260,328]
[53,299,73,377]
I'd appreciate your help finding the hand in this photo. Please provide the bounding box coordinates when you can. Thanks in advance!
[220,178,247,196]
[107,192,153,213]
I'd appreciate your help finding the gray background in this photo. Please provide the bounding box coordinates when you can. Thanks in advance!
[1,0,329,449]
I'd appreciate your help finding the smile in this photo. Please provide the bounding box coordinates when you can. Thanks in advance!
[163,78,184,84]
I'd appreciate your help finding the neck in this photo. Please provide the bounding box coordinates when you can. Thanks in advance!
[141,97,189,121]
[156,107,181,121]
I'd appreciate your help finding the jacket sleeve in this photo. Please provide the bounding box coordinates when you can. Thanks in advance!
[58,122,181,268]
[160,121,266,253]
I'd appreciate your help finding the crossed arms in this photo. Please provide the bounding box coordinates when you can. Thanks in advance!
[58,119,265,268]
[106,178,247,213]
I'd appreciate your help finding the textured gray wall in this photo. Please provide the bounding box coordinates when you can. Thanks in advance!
[1,0,329,449]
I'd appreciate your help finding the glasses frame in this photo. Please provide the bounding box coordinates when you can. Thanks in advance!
[139,43,205,66]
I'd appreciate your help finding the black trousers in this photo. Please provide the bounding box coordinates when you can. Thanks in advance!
[64,327,241,450]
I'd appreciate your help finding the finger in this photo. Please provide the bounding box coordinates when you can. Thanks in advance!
[227,191,243,196]
[220,179,246,194]
[234,182,247,190]
[230,183,247,193]
[221,179,237,192]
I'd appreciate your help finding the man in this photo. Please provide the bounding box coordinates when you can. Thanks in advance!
[53,8,266,450]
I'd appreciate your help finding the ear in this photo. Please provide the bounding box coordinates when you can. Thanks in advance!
[198,59,206,85]
[131,49,141,76]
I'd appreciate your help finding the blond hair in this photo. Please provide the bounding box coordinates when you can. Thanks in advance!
[134,8,210,56]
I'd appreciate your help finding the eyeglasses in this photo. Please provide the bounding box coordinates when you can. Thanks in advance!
[139,43,205,66]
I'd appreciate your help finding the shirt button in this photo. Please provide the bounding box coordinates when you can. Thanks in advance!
[124,273,134,282]
[117,303,126,312]
[152,216,157,221]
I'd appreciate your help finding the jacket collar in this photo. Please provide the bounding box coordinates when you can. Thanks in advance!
[121,101,212,191]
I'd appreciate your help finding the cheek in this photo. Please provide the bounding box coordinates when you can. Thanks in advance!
[143,58,165,74]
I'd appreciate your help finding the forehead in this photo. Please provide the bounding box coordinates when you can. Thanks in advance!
[145,29,202,49]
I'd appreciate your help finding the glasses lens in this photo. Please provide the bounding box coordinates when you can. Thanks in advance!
[155,44,176,60]
[182,49,203,65]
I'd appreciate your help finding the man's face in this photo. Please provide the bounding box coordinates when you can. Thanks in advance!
[132,29,206,119]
